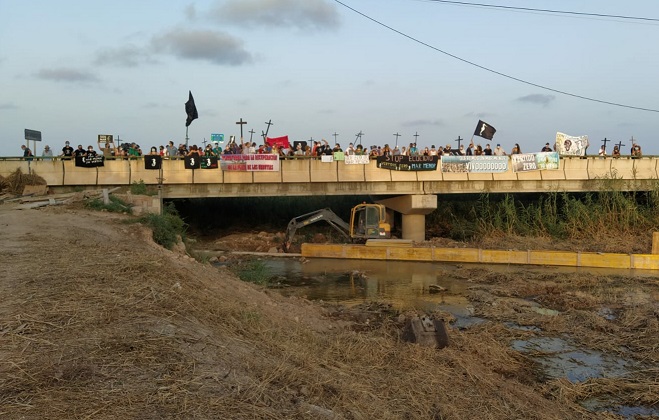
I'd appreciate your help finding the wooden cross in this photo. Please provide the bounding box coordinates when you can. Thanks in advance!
[393,132,401,147]
[264,119,273,138]
[309,137,314,142]
[616,140,625,152]
[601,137,610,152]
[261,130,266,142]
[455,136,463,149]
[202,138,207,147]
[355,131,364,145]
[413,132,419,143]
[236,118,247,139]
[332,132,338,143]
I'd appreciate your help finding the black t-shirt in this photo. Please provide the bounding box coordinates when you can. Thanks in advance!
[62,146,74,156]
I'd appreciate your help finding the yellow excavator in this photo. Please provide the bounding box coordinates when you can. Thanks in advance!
[282,203,391,252]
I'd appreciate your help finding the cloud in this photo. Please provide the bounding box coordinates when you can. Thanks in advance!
[35,68,100,83]
[402,119,443,127]
[211,0,339,30]
[151,29,252,65]
[463,112,495,119]
[94,45,155,67]
[0,102,18,110]
[516,94,555,107]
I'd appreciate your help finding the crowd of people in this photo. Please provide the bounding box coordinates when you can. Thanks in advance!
[22,137,645,160]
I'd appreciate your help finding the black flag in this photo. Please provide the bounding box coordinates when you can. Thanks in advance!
[185,91,198,127]
[474,120,496,140]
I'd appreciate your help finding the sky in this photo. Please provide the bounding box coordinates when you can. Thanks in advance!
[1,0,658,156]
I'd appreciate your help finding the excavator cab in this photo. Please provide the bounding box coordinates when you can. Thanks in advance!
[350,203,391,240]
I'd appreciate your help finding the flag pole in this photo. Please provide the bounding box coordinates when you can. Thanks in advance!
[185,126,189,148]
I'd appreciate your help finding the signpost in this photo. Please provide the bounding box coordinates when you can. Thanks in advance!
[24,129,41,160]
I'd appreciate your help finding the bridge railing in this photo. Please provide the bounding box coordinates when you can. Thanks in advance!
[1,156,657,188]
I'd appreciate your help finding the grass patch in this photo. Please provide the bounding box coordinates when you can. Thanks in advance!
[84,195,132,214]
[233,259,271,285]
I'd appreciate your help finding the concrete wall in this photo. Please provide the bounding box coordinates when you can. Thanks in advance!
[1,156,657,198]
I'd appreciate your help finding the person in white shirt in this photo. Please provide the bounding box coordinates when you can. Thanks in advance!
[493,144,506,156]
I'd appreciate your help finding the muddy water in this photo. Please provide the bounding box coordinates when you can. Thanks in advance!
[261,258,658,418]
[265,257,654,309]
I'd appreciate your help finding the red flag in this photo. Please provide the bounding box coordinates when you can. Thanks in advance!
[266,135,290,149]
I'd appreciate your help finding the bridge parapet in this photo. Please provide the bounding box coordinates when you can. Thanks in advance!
[1,157,657,197]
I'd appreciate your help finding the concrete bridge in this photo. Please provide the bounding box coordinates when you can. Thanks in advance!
[2,156,657,241]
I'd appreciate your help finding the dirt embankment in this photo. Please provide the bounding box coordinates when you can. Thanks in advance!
[0,204,656,419]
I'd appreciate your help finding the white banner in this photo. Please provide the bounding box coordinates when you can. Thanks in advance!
[555,132,589,156]
[344,155,370,165]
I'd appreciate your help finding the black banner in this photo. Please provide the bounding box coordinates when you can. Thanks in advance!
[75,155,104,167]
[201,156,218,169]
[184,155,201,169]
[145,155,162,170]
[376,155,439,171]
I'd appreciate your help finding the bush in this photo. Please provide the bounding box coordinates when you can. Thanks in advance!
[130,180,149,195]
[138,205,186,250]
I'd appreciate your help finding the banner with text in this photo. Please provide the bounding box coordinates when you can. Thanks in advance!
[555,132,589,156]
[511,152,560,172]
[344,155,370,165]
[220,154,280,171]
[75,155,104,167]
[441,155,508,173]
[377,155,439,171]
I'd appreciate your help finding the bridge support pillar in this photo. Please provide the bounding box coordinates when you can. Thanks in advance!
[377,195,437,242]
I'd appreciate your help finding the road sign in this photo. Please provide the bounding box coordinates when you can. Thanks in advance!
[211,133,224,143]
[25,129,41,142]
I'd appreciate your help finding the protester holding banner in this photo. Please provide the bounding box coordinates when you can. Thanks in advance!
[72,145,85,157]
[542,143,553,152]
[483,144,492,156]
[511,143,521,155]
[85,146,97,157]
[187,145,201,158]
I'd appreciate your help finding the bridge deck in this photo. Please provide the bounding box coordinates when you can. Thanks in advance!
[1,157,657,198]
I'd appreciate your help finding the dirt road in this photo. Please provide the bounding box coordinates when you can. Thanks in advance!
[0,203,656,419]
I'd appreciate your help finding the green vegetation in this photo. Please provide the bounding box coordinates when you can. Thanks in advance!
[84,195,132,214]
[130,179,158,196]
[232,259,271,286]
[137,204,187,250]
[428,184,659,245]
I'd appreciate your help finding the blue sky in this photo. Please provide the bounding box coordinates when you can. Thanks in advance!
[1,0,658,156]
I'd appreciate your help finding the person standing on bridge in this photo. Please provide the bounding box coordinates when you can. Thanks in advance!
[21,145,33,161]
[42,145,53,160]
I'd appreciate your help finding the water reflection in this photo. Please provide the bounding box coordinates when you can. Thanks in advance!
[266,258,472,310]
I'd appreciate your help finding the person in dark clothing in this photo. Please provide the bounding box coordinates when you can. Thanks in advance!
[61,141,74,159]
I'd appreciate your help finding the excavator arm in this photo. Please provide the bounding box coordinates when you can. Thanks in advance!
[283,208,352,252]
